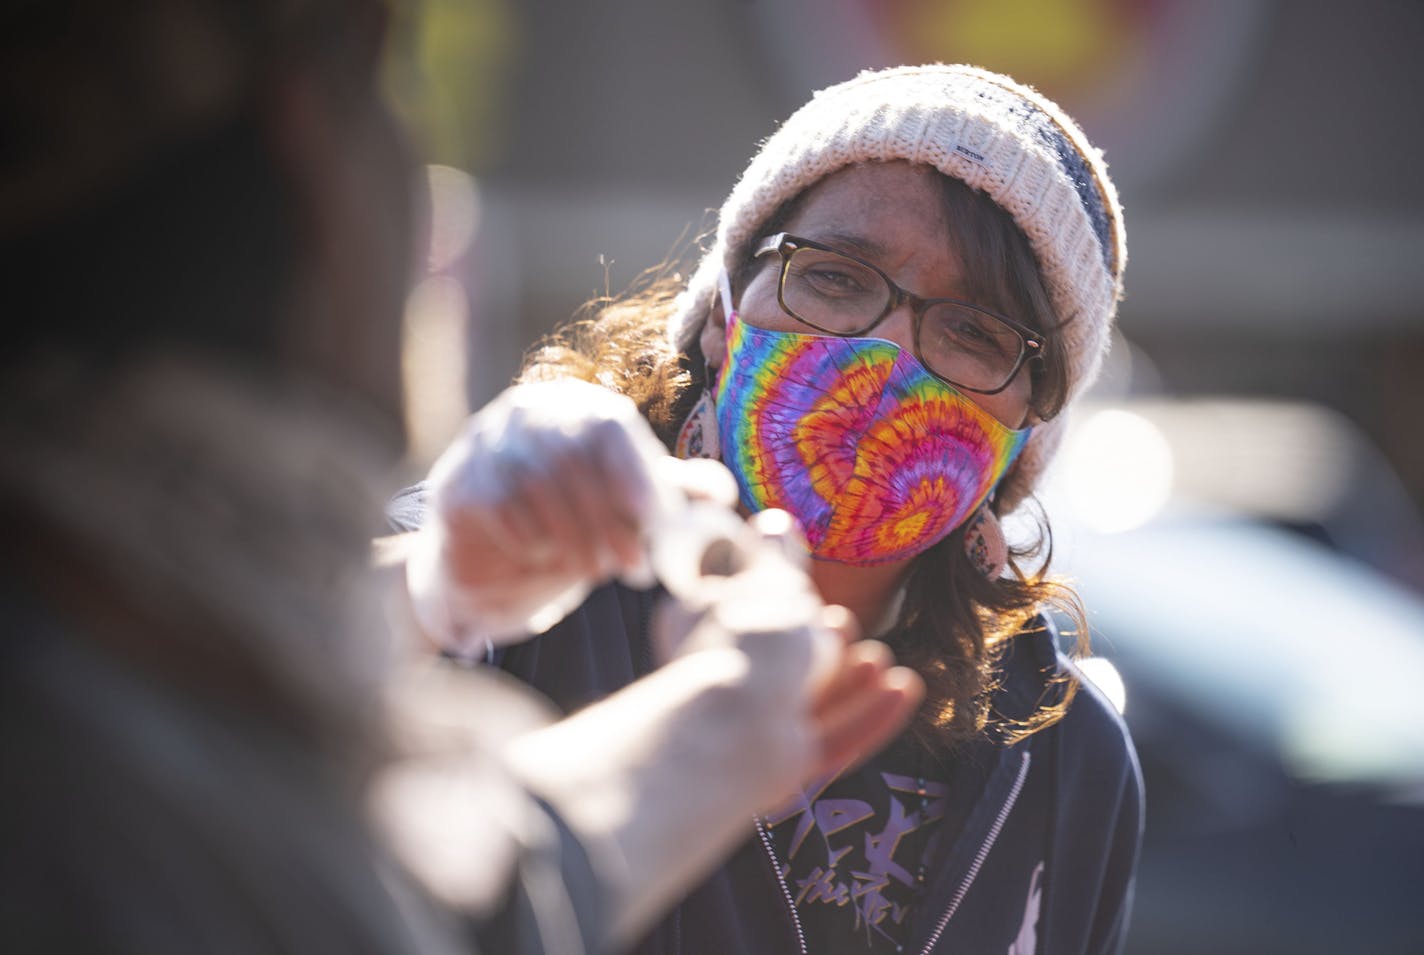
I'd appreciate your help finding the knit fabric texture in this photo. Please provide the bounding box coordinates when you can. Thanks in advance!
[667,64,1126,510]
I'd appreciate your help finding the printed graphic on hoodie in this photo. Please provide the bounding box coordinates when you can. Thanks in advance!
[1007,862,1045,954]
[766,766,950,952]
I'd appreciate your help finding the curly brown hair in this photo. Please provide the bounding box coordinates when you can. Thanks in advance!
[519,169,1089,753]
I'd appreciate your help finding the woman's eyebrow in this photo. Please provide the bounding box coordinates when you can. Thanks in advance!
[808,230,891,261]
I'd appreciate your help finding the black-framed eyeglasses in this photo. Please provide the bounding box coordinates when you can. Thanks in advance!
[753,233,1043,395]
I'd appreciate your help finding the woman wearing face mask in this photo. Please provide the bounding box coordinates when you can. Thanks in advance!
[396,64,1142,954]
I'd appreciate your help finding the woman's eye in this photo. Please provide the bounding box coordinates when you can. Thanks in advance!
[792,257,877,299]
[930,311,1012,358]
[806,267,865,292]
[954,321,993,345]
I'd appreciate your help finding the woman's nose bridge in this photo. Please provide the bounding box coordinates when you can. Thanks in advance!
[876,295,919,350]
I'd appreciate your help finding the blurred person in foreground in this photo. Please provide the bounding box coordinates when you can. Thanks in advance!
[0,1,922,952]
[391,66,1144,954]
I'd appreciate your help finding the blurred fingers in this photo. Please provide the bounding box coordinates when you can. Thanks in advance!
[656,456,738,509]
[810,637,891,721]
[589,419,660,528]
[747,508,809,568]
[543,445,643,575]
[811,662,924,779]
[820,604,860,647]
[486,456,568,567]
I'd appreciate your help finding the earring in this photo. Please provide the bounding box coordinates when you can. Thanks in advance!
[674,383,720,461]
[963,502,1008,579]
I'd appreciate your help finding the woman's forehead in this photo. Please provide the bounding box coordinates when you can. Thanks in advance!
[784,163,946,227]
[780,162,967,282]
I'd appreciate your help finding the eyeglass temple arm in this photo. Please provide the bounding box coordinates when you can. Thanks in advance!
[752,234,788,258]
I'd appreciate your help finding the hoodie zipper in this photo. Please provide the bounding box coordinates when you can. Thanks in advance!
[754,818,809,955]
[917,750,1032,955]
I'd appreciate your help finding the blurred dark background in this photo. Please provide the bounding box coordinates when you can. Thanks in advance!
[390,0,1424,497]
[385,1,1424,952]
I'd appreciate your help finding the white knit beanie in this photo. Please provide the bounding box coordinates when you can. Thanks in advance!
[668,64,1126,511]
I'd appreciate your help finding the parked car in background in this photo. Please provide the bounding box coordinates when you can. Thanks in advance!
[1038,397,1424,954]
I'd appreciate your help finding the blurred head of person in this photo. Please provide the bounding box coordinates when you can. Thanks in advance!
[0,0,418,753]
[1,0,414,424]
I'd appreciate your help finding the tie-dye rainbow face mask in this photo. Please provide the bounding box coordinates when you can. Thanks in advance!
[714,305,1031,566]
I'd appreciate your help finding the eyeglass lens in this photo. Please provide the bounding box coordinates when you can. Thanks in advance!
[781,246,1025,391]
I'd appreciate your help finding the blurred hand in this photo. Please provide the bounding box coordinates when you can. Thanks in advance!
[437,378,663,579]
[804,605,923,781]
[654,508,923,784]
[405,379,738,648]
[507,512,920,944]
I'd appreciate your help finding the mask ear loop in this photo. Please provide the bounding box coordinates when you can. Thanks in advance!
[674,270,733,461]
[709,265,742,381]
[963,499,1009,579]
[717,266,736,320]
